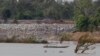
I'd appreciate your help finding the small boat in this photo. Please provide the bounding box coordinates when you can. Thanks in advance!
[44,45,69,48]
[43,43,69,48]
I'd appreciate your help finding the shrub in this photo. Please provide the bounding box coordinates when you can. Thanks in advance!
[5,35,17,43]
[19,36,37,43]
[75,15,89,32]
[60,33,71,41]
[12,19,19,24]
[19,35,48,44]
[2,35,48,44]
[75,14,99,32]
[40,40,48,44]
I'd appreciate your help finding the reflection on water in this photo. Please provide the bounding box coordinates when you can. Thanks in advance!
[0,42,97,56]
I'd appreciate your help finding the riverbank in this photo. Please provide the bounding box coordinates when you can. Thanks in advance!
[0,24,74,43]
[71,32,100,43]
[0,24,99,43]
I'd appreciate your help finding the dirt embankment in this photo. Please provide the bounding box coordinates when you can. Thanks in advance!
[0,24,74,40]
[0,24,100,43]
[71,32,100,43]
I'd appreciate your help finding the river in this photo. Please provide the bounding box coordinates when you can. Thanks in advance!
[0,42,98,56]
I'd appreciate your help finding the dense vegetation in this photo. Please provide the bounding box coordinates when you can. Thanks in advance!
[74,0,100,32]
[0,0,74,21]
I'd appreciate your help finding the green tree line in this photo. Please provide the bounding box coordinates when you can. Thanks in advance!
[74,0,100,32]
[0,0,74,21]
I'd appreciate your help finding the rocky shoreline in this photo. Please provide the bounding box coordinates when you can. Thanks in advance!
[0,24,74,41]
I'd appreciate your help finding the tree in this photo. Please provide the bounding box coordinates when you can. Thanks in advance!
[43,0,63,20]
[91,7,100,31]
[0,0,74,20]
[75,15,89,31]
[74,0,93,17]
[2,9,11,23]
[74,0,97,32]
[95,7,100,25]
[0,0,12,23]
[62,2,74,19]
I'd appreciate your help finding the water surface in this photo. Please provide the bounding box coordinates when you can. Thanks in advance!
[0,42,97,56]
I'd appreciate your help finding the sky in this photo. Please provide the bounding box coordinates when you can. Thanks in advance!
[64,0,97,2]
[16,0,98,2]
[64,0,74,2]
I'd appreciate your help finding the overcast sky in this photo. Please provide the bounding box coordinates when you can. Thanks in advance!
[64,0,97,2]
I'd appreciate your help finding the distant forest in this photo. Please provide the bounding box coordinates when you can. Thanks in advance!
[0,0,100,22]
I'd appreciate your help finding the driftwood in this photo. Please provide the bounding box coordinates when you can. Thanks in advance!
[75,32,96,53]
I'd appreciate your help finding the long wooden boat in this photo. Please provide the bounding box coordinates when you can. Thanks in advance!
[43,44,69,48]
